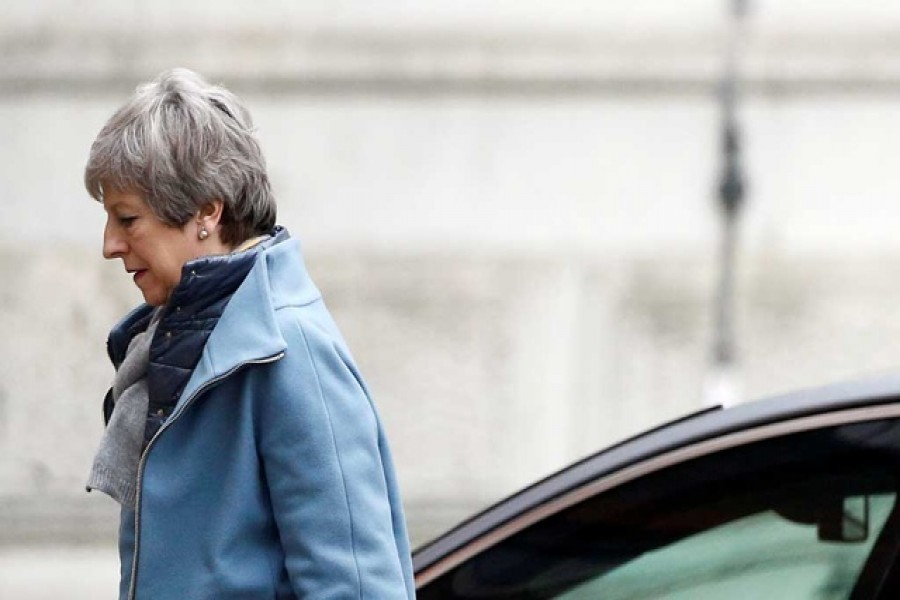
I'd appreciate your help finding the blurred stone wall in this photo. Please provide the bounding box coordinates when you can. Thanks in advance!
[4,1,900,549]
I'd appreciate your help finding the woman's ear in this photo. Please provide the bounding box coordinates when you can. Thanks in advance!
[198,200,225,229]
[194,200,228,249]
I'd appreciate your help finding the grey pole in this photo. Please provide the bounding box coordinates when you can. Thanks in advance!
[704,0,749,408]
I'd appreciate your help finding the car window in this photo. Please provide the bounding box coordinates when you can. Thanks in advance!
[419,418,900,599]
[559,491,896,600]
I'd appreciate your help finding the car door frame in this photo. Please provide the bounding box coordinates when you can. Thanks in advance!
[416,400,900,597]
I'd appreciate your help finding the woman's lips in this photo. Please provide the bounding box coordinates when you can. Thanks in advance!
[133,270,146,283]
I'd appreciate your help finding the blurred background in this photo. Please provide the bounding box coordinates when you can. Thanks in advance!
[4,0,900,597]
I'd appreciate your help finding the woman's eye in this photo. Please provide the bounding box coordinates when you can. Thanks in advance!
[118,216,137,227]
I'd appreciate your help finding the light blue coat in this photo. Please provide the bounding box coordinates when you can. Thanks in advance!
[112,234,415,599]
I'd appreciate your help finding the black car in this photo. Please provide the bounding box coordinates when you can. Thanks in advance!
[414,375,900,599]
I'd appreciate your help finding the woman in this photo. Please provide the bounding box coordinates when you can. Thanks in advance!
[84,68,415,599]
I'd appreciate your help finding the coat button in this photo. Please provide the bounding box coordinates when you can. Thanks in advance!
[156,409,165,417]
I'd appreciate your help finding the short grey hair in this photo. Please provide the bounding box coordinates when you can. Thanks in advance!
[85,68,276,246]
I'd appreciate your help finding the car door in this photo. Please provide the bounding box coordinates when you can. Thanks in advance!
[417,405,900,599]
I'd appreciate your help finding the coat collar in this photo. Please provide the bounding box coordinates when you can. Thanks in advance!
[174,233,321,411]
[106,229,283,369]
[108,227,322,413]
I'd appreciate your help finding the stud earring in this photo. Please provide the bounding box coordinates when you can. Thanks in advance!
[198,227,209,240]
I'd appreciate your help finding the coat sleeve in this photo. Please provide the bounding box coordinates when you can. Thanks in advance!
[256,309,414,599]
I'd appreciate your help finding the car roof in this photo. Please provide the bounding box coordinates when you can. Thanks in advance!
[413,371,900,570]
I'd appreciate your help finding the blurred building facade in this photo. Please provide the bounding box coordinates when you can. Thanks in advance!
[4,2,900,576]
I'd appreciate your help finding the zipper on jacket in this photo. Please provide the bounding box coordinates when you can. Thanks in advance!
[126,351,285,600]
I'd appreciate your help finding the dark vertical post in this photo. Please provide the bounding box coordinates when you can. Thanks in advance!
[705,0,749,407]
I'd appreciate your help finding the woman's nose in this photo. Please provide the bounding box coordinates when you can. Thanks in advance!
[102,222,127,259]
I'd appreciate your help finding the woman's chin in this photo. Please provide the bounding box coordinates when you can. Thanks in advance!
[139,288,167,307]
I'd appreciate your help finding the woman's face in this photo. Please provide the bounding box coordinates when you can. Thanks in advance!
[102,188,219,306]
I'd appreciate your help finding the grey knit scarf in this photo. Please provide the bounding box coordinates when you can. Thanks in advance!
[86,317,159,508]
